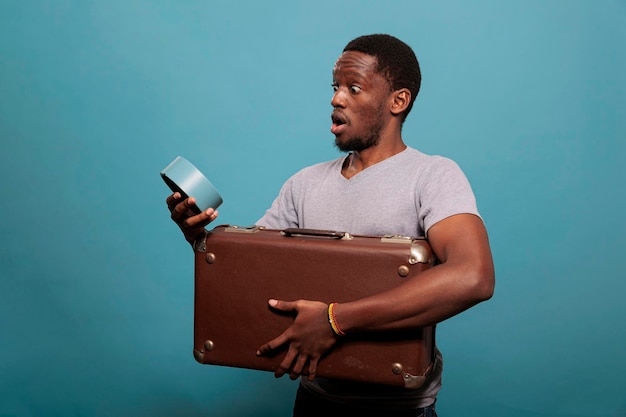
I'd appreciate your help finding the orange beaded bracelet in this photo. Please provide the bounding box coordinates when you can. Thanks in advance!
[327,302,346,336]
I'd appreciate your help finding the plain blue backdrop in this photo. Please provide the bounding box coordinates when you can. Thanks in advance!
[1,1,624,416]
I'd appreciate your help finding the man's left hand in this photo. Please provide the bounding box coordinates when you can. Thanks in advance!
[256,299,338,381]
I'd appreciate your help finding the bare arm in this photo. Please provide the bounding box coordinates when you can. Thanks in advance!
[257,213,495,379]
[333,213,495,332]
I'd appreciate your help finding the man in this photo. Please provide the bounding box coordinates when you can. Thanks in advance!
[167,34,495,417]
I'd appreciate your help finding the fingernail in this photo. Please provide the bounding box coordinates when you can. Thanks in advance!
[268,299,277,307]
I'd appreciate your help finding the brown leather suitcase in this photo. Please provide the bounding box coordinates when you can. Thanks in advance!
[192,225,437,389]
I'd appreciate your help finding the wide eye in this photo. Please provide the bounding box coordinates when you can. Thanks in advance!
[350,85,361,94]
[331,83,338,92]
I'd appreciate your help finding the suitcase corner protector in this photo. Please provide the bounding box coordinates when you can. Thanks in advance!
[193,340,215,363]
[402,373,426,389]
[193,230,209,252]
[193,348,206,363]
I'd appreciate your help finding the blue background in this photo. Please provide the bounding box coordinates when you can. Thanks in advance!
[1,1,624,416]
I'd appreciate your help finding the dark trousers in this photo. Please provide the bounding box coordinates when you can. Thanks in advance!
[292,384,438,417]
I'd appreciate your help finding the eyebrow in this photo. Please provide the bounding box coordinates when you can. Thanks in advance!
[332,69,369,83]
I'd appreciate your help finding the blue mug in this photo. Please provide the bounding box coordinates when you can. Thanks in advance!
[161,156,223,213]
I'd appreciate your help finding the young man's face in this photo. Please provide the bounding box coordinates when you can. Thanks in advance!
[330,51,393,152]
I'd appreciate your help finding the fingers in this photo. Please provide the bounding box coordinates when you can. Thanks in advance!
[165,192,183,210]
[167,193,218,220]
[290,354,308,380]
[170,195,199,221]
[266,345,314,381]
[257,299,333,380]
[268,298,297,312]
[168,194,219,226]
[255,300,296,356]
[275,350,320,380]
[166,192,219,243]
[264,300,300,358]
[307,357,320,381]
[256,332,300,379]
[256,332,289,357]
[255,309,303,379]
[277,349,298,379]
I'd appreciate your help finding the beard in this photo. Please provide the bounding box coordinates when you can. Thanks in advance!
[334,104,385,152]
[334,129,381,152]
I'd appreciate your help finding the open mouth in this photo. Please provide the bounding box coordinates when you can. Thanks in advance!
[331,112,347,134]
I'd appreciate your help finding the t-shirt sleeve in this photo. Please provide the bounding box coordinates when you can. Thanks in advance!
[256,175,300,229]
[419,157,480,236]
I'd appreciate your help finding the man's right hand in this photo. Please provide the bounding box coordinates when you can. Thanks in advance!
[166,192,219,244]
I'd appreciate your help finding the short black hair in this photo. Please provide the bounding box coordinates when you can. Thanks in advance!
[343,34,421,122]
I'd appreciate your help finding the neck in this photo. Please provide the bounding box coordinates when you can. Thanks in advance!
[342,138,407,179]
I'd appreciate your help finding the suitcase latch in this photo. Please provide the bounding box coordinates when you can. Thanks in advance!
[381,235,432,265]
[381,234,412,244]
[224,225,265,233]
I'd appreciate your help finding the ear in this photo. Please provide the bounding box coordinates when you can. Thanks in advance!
[390,88,411,116]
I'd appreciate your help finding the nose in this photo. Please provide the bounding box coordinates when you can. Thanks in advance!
[331,88,346,108]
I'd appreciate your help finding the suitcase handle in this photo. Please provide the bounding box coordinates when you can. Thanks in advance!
[282,228,349,240]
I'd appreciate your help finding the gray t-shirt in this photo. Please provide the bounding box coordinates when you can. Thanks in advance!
[256,146,480,409]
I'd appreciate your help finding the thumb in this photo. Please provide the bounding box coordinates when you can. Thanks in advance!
[268,298,296,312]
